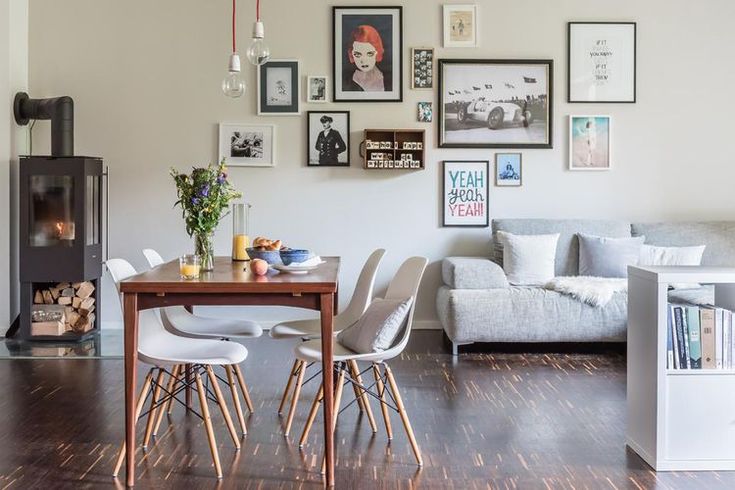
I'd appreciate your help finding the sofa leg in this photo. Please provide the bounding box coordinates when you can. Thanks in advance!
[451,342,459,356]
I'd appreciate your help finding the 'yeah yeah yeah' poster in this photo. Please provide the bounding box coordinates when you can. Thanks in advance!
[443,161,489,227]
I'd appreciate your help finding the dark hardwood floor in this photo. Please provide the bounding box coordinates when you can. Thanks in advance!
[0,331,731,489]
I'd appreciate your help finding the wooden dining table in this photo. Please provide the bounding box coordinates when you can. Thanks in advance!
[119,256,340,487]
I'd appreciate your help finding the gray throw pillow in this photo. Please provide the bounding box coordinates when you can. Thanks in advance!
[337,297,413,354]
[578,233,645,278]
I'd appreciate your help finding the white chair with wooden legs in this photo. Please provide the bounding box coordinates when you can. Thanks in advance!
[295,256,428,470]
[269,249,386,437]
[143,248,261,432]
[107,258,247,480]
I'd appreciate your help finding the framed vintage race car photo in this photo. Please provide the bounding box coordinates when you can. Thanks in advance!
[438,59,553,149]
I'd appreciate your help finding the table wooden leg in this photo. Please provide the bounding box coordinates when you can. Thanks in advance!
[320,292,335,487]
[185,306,194,410]
[123,293,139,487]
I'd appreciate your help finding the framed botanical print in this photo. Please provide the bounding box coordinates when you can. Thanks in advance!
[218,123,275,167]
[307,111,350,167]
[495,153,522,186]
[569,115,611,170]
[442,160,489,227]
[332,6,403,102]
[443,4,478,48]
[568,22,636,103]
[411,47,433,89]
[257,59,300,115]
[438,59,553,148]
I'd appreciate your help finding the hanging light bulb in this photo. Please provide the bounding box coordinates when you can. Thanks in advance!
[222,0,246,98]
[222,53,246,97]
[246,0,270,65]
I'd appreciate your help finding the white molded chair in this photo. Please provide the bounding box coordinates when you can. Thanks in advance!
[269,249,386,436]
[107,258,248,480]
[296,256,428,470]
[143,248,261,416]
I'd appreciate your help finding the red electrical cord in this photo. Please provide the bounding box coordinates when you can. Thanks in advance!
[231,0,236,53]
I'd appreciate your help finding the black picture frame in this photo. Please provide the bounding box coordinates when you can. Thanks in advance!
[437,59,553,149]
[442,160,490,228]
[332,6,403,102]
[307,111,351,167]
[567,22,637,103]
[257,59,300,115]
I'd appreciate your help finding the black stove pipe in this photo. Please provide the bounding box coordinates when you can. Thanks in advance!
[13,92,74,157]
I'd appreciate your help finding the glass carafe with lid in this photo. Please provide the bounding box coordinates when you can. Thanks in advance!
[232,203,251,261]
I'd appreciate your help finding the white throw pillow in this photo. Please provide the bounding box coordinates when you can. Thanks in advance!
[337,297,413,353]
[496,231,559,285]
[639,244,706,289]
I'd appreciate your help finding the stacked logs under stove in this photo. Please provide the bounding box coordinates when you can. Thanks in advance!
[31,281,97,336]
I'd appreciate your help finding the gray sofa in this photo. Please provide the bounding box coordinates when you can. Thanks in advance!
[437,219,735,355]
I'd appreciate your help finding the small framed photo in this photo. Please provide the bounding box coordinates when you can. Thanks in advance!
[569,115,611,170]
[568,22,636,103]
[307,111,350,167]
[218,123,275,167]
[418,102,433,123]
[411,47,434,89]
[495,153,522,186]
[442,160,489,227]
[258,59,300,115]
[307,76,328,103]
[333,6,403,102]
[443,4,478,48]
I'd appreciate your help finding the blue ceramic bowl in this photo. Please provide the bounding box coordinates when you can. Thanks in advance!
[246,248,282,264]
[280,249,311,266]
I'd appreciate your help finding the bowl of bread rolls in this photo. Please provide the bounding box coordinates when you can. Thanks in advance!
[247,237,285,264]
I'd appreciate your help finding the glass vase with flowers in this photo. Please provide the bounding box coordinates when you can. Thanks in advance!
[170,161,241,271]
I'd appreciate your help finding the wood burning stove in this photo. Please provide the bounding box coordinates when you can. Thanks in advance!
[13,93,106,341]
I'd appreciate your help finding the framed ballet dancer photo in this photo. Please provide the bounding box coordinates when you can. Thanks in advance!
[332,6,403,102]
[569,115,611,170]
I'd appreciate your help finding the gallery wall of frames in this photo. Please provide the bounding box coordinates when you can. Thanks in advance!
[221,5,636,228]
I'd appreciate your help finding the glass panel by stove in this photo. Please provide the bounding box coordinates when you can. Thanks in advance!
[86,175,100,245]
[29,175,75,247]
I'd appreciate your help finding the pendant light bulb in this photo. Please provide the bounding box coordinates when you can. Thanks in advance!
[222,53,246,98]
[247,21,270,66]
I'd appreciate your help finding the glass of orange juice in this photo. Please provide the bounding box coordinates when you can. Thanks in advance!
[179,254,201,280]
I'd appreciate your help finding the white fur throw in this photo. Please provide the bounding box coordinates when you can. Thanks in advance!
[545,276,627,307]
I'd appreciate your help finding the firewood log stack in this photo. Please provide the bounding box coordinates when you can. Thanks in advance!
[32,281,96,335]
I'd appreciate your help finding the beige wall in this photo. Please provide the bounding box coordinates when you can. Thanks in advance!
[28,0,735,328]
[1,0,27,333]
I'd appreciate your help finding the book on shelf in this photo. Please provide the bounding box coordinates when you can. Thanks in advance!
[668,303,735,370]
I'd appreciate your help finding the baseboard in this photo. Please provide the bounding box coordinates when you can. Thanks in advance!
[100,319,443,331]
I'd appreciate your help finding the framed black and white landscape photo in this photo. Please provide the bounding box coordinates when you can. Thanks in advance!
[438,59,553,148]
[568,22,636,103]
[219,123,275,167]
[257,59,300,115]
[307,111,350,167]
[442,160,489,227]
[333,6,402,102]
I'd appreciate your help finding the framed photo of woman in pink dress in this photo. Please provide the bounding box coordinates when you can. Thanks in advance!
[332,6,402,102]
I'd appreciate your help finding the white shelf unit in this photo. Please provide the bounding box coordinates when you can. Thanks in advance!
[627,265,735,471]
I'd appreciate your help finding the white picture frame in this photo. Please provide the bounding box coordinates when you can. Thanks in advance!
[257,59,300,115]
[443,4,478,48]
[568,115,611,171]
[307,75,328,103]
[442,160,489,227]
[218,123,276,167]
[568,22,636,103]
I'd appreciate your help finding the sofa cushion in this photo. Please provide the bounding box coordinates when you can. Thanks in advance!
[496,231,559,285]
[639,244,706,288]
[442,257,509,289]
[667,285,714,306]
[632,222,735,266]
[437,285,627,344]
[492,219,631,276]
[578,233,645,278]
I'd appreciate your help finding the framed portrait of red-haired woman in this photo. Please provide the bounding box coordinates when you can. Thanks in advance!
[333,6,402,102]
